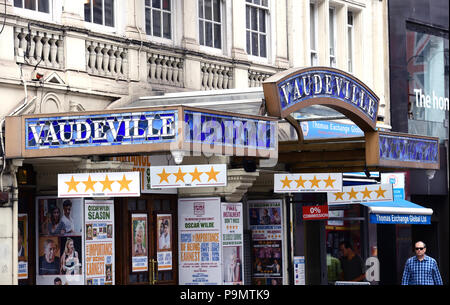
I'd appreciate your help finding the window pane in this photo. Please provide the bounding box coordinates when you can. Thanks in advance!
[38,0,49,13]
[205,22,213,47]
[84,2,91,22]
[145,0,150,6]
[199,20,204,45]
[163,12,171,39]
[199,0,204,18]
[214,23,221,48]
[104,0,114,27]
[145,8,152,34]
[153,10,161,37]
[14,0,23,8]
[213,0,220,22]
[246,31,251,54]
[251,32,258,56]
[152,0,161,9]
[262,0,268,7]
[259,9,265,32]
[310,4,315,50]
[260,34,266,57]
[246,6,250,29]
[254,0,260,5]
[93,0,103,25]
[251,7,257,31]
[205,0,212,20]
[163,0,170,10]
[24,0,36,10]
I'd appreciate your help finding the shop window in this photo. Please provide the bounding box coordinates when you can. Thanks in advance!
[406,23,449,140]
[246,0,268,58]
[145,0,172,39]
[84,0,115,27]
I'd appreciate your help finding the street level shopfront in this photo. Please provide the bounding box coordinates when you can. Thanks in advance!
[6,67,441,285]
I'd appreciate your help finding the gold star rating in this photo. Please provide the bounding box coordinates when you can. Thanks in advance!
[295,176,307,188]
[174,168,187,183]
[361,187,373,199]
[117,174,132,191]
[309,176,321,188]
[157,169,171,184]
[375,186,387,198]
[65,176,79,193]
[281,176,292,188]
[323,175,336,188]
[347,188,358,200]
[81,175,97,192]
[334,192,345,200]
[190,167,204,182]
[100,175,115,192]
[205,166,220,182]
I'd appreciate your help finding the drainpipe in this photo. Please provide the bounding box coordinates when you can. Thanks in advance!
[9,159,22,285]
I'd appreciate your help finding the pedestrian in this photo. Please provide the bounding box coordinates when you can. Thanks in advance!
[401,241,443,285]
[339,241,365,282]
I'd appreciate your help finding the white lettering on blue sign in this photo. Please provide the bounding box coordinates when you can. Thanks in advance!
[25,110,177,150]
[370,214,430,225]
[278,70,378,123]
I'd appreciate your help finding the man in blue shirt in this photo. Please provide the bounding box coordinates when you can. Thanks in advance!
[401,241,443,285]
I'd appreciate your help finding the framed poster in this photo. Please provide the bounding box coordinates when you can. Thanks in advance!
[157,214,173,271]
[18,214,28,279]
[178,197,222,285]
[36,197,84,285]
[221,202,244,285]
[248,199,284,285]
[84,200,114,285]
[131,213,148,272]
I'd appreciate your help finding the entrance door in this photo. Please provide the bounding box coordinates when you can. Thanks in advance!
[115,194,177,285]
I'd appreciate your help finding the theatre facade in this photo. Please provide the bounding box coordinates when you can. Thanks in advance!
[5,67,441,285]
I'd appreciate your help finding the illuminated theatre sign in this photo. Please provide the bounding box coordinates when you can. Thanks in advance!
[263,66,379,131]
[263,67,440,170]
[5,106,278,159]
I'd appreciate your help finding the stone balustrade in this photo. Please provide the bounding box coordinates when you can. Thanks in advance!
[200,62,233,90]
[85,40,129,79]
[14,26,64,69]
[248,69,273,87]
[147,52,184,87]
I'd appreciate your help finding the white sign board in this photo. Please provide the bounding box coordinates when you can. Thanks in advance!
[58,172,140,198]
[274,173,342,193]
[151,164,227,189]
[328,184,393,205]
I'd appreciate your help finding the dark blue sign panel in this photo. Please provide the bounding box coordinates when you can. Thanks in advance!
[370,213,431,225]
[184,110,277,150]
[379,133,439,164]
[25,110,178,150]
[277,69,379,124]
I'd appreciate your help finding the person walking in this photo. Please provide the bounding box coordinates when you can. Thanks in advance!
[401,241,443,285]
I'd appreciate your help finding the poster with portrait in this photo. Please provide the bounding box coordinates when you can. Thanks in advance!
[248,200,284,284]
[221,202,244,285]
[131,213,148,272]
[157,214,172,271]
[84,200,114,285]
[36,197,84,285]
[18,214,28,279]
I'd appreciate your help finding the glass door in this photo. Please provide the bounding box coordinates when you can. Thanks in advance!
[115,194,177,285]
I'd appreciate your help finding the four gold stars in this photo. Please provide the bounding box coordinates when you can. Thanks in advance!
[63,173,137,194]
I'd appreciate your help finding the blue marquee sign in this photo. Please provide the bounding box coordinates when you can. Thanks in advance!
[370,213,431,225]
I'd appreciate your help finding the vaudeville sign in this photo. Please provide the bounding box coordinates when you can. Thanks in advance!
[5,106,278,159]
[263,67,380,132]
